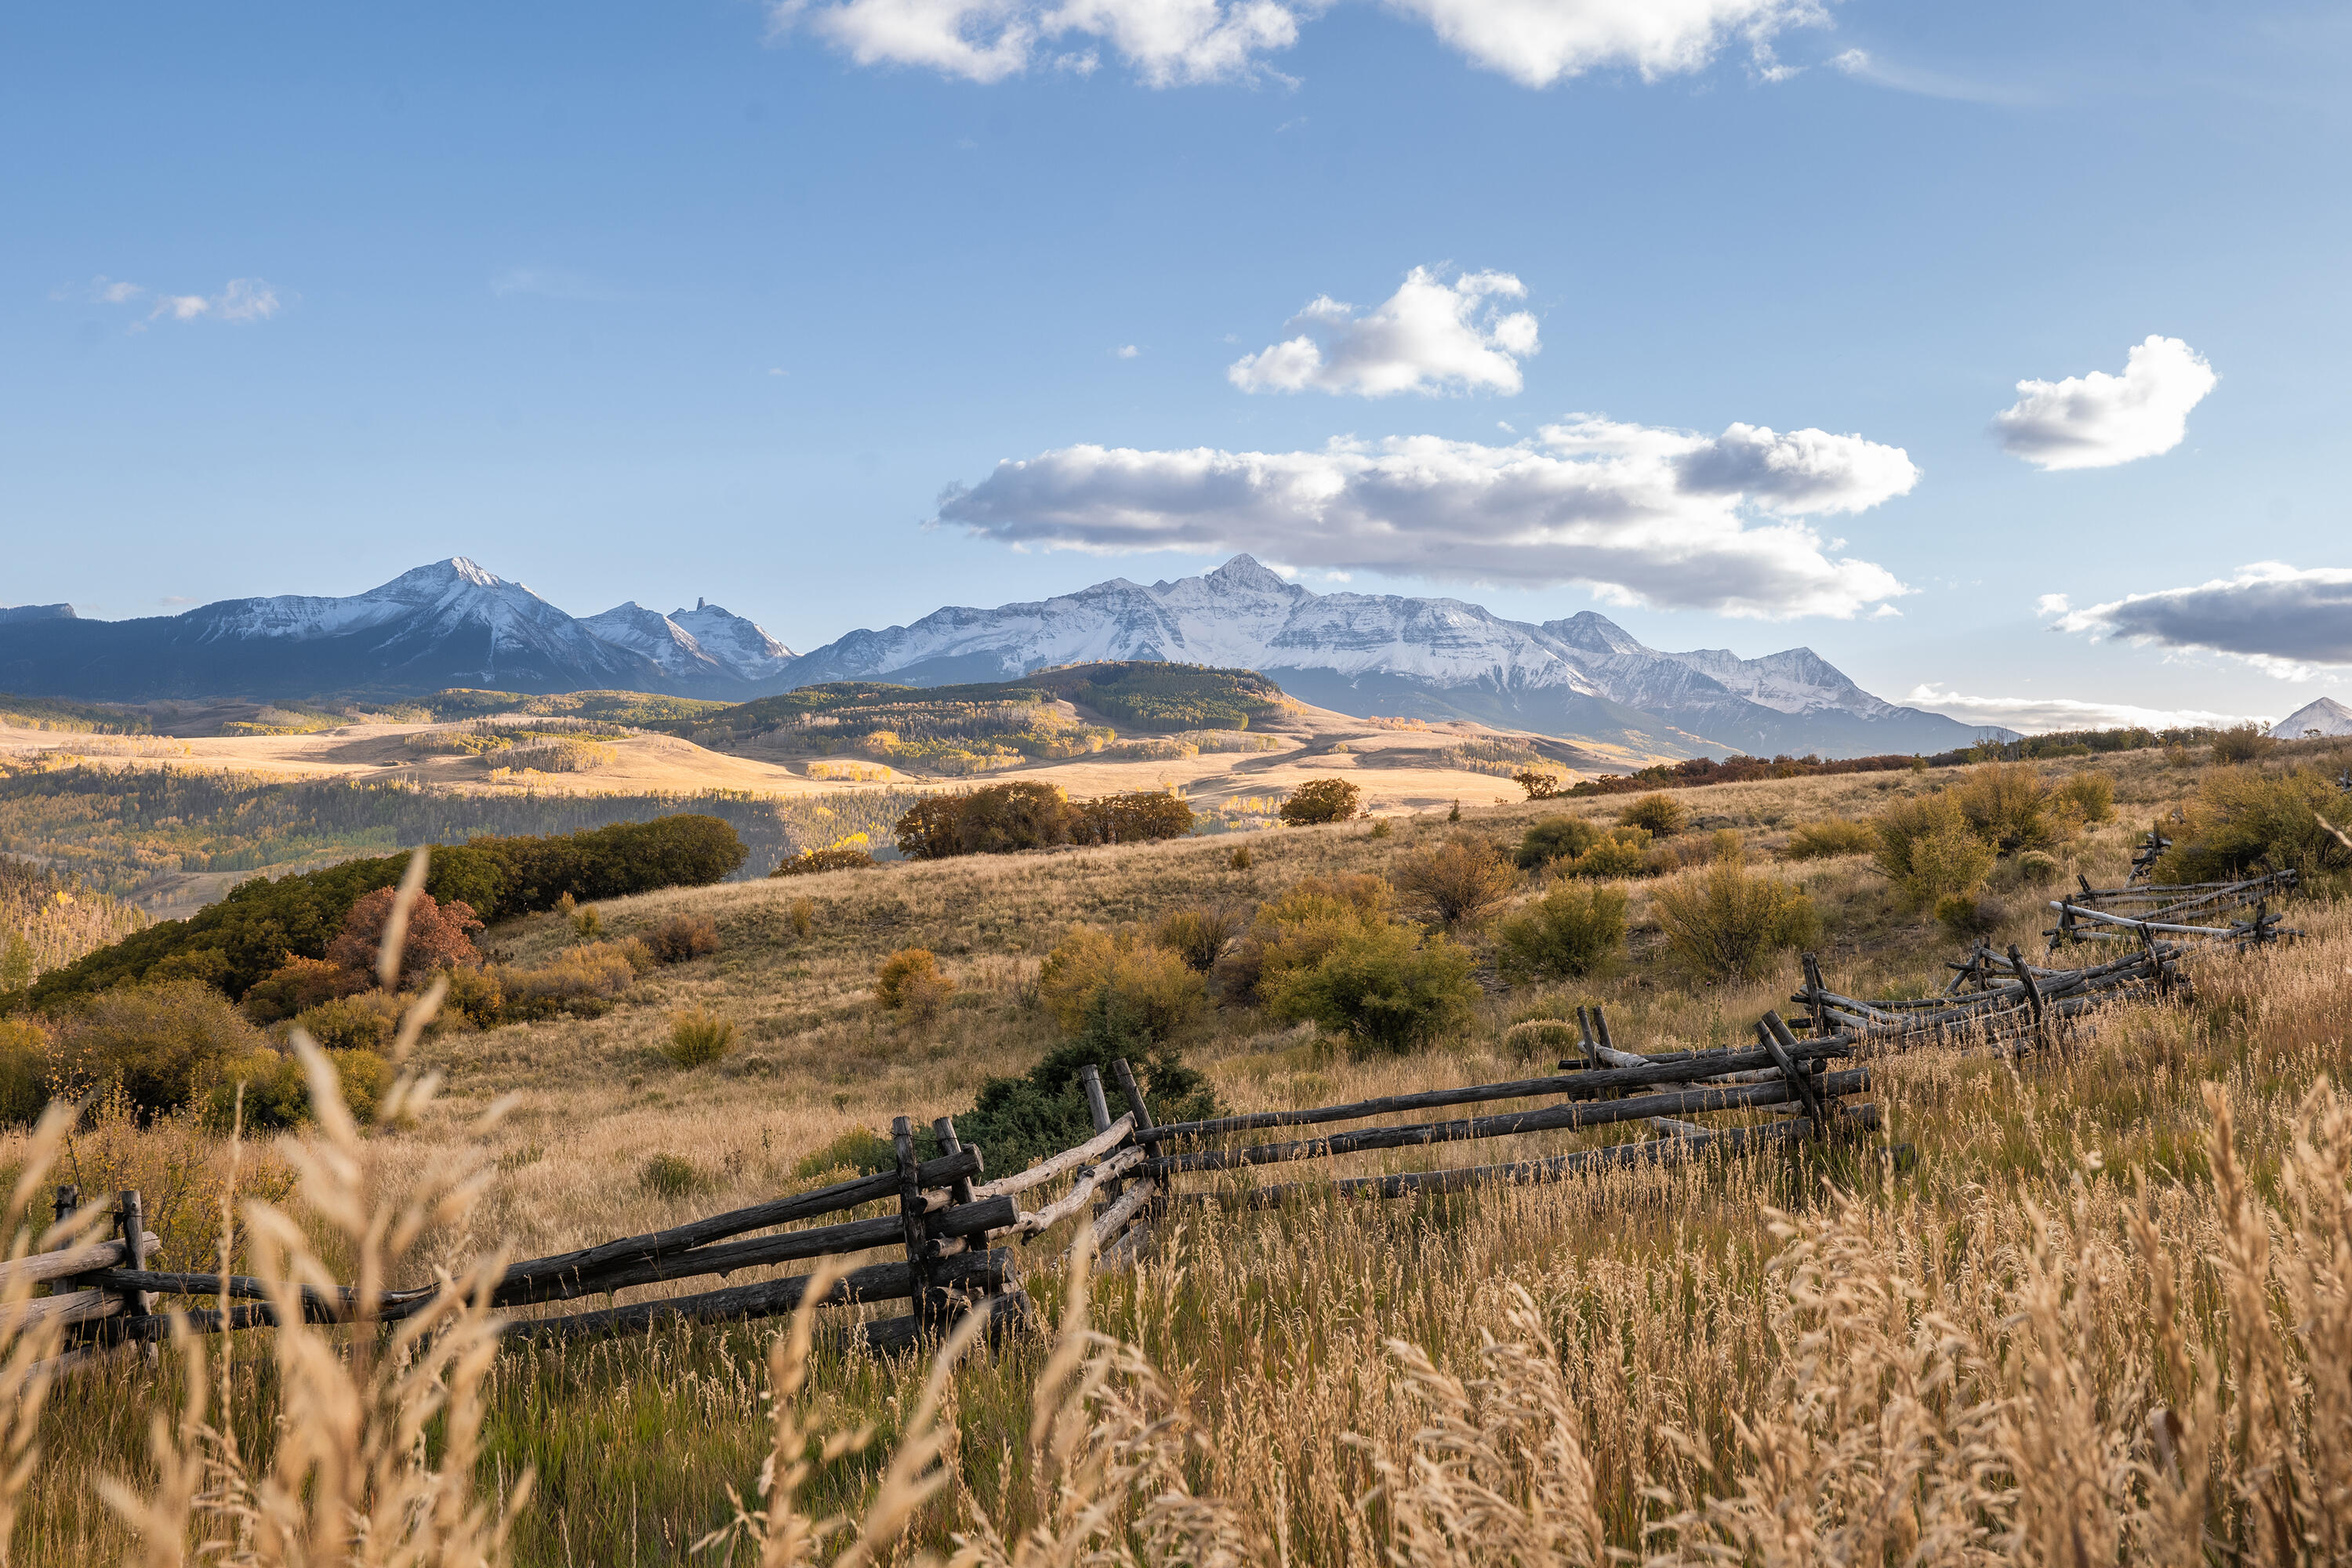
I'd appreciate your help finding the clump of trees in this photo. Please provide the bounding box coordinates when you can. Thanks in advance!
[25,815,746,1011]
[893,782,1194,859]
[1279,779,1359,826]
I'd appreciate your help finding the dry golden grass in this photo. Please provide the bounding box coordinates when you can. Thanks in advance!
[9,742,2352,1563]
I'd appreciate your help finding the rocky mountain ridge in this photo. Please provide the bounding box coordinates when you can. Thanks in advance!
[785,555,2005,758]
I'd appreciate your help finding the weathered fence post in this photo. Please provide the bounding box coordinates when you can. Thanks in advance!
[1077,1065,1119,1221]
[115,1191,153,1323]
[890,1118,940,1337]
[932,1113,1018,1328]
[2005,945,2048,1055]
[1109,1058,1162,1237]
[1755,1013,1828,1134]
[1799,955,1828,1037]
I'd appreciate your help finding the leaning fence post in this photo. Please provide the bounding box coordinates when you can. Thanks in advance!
[2005,944,2048,1055]
[1109,1058,1162,1233]
[1799,955,1828,1037]
[890,1118,939,1337]
[1076,1065,1120,1224]
[1755,1014,1828,1135]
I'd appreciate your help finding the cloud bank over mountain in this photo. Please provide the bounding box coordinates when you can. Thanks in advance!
[1902,683,2256,735]
[1992,335,2216,470]
[2053,563,2352,677]
[768,0,1828,87]
[938,416,1918,618]
[1228,267,1539,397]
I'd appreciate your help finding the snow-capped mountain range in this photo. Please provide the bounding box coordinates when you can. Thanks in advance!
[785,555,2008,758]
[0,560,793,702]
[0,554,2006,757]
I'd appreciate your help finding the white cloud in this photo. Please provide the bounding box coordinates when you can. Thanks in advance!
[1904,684,2260,735]
[772,0,1299,85]
[771,0,1826,86]
[75,275,280,325]
[2034,593,2069,617]
[937,415,1918,618]
[1383,0,1826,89]
[2055,563,2352,678]
[1116,343,1141,358]
[1229,267,1539,397]
[1992,336,2217,470]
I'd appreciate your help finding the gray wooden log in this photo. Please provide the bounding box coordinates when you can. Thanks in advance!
[1172,1105,1882,1208]
[971,1116,1133,1200]
[107,1196,1022,1316]
[0,1233,159,1293]
[483,1145,982,1301]
[1012,1150,1146,1236]
[1078,1065,1120,1215]
[1138,1042,1854,1146]
[1142,1068,1871,1177]
[503,1247,1015,1343]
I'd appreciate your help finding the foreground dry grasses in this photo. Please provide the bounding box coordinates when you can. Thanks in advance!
[10,745,2352,1563]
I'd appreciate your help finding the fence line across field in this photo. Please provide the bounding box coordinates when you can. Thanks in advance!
[35,871,2303,1371]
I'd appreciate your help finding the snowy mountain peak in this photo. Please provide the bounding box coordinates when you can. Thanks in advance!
[2274,697,2352,739]
[1203,554,1301,597]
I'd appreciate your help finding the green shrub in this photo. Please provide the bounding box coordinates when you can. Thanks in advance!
[953,991,1222,1173]
[772,845,881,877]
[1038,929,1205,1039]
[1367,818,1393,839]
[1153,906,1244,975]
[663,1007,736,1067]
[2016,849,2063,887]
[198,1049,308,1133]
[0,1017,51,1126]
[1783,818,1877,860]
[48,979,270,1120]
[873,948,954,1015]
[495,941,648,1022]
[1495,881,1628,983]
[1279,779,1360,826]
[1872,793,1996,903]
[240,956,361,1025]
[2211,721,2278,765]
[1616,793,1687,837]
[1217,874,1397,1005]
[1263,923,1479,1053]
[789,1125,900,1181]
[291,992,402,1054]
[1651,859,1820,982]
[646,914,721,964]
[1515,816,1599,869]
[1069,790,1195,845]
[195,1044,390,1133]
[1951,764,2071,855]
[1935,892,2005,942]
[1395,837,1519,930]
[439,964,506,1029]
[1567,826,1653,879]
[1229,844,1252,871]
[2157,766,2352,881]
[2055,771,2116,825]
[639,1153,706,1199]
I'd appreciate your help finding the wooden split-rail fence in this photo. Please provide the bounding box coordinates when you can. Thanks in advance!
[2045,868,2299,950]
[28,871,2300,1364]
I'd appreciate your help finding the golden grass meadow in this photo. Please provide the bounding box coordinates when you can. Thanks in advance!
[8,739,2352,1565]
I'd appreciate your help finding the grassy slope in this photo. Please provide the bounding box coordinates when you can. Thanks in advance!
[17,739,2352,1563]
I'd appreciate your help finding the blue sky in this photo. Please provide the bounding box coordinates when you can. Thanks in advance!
[4,0,2348,731]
